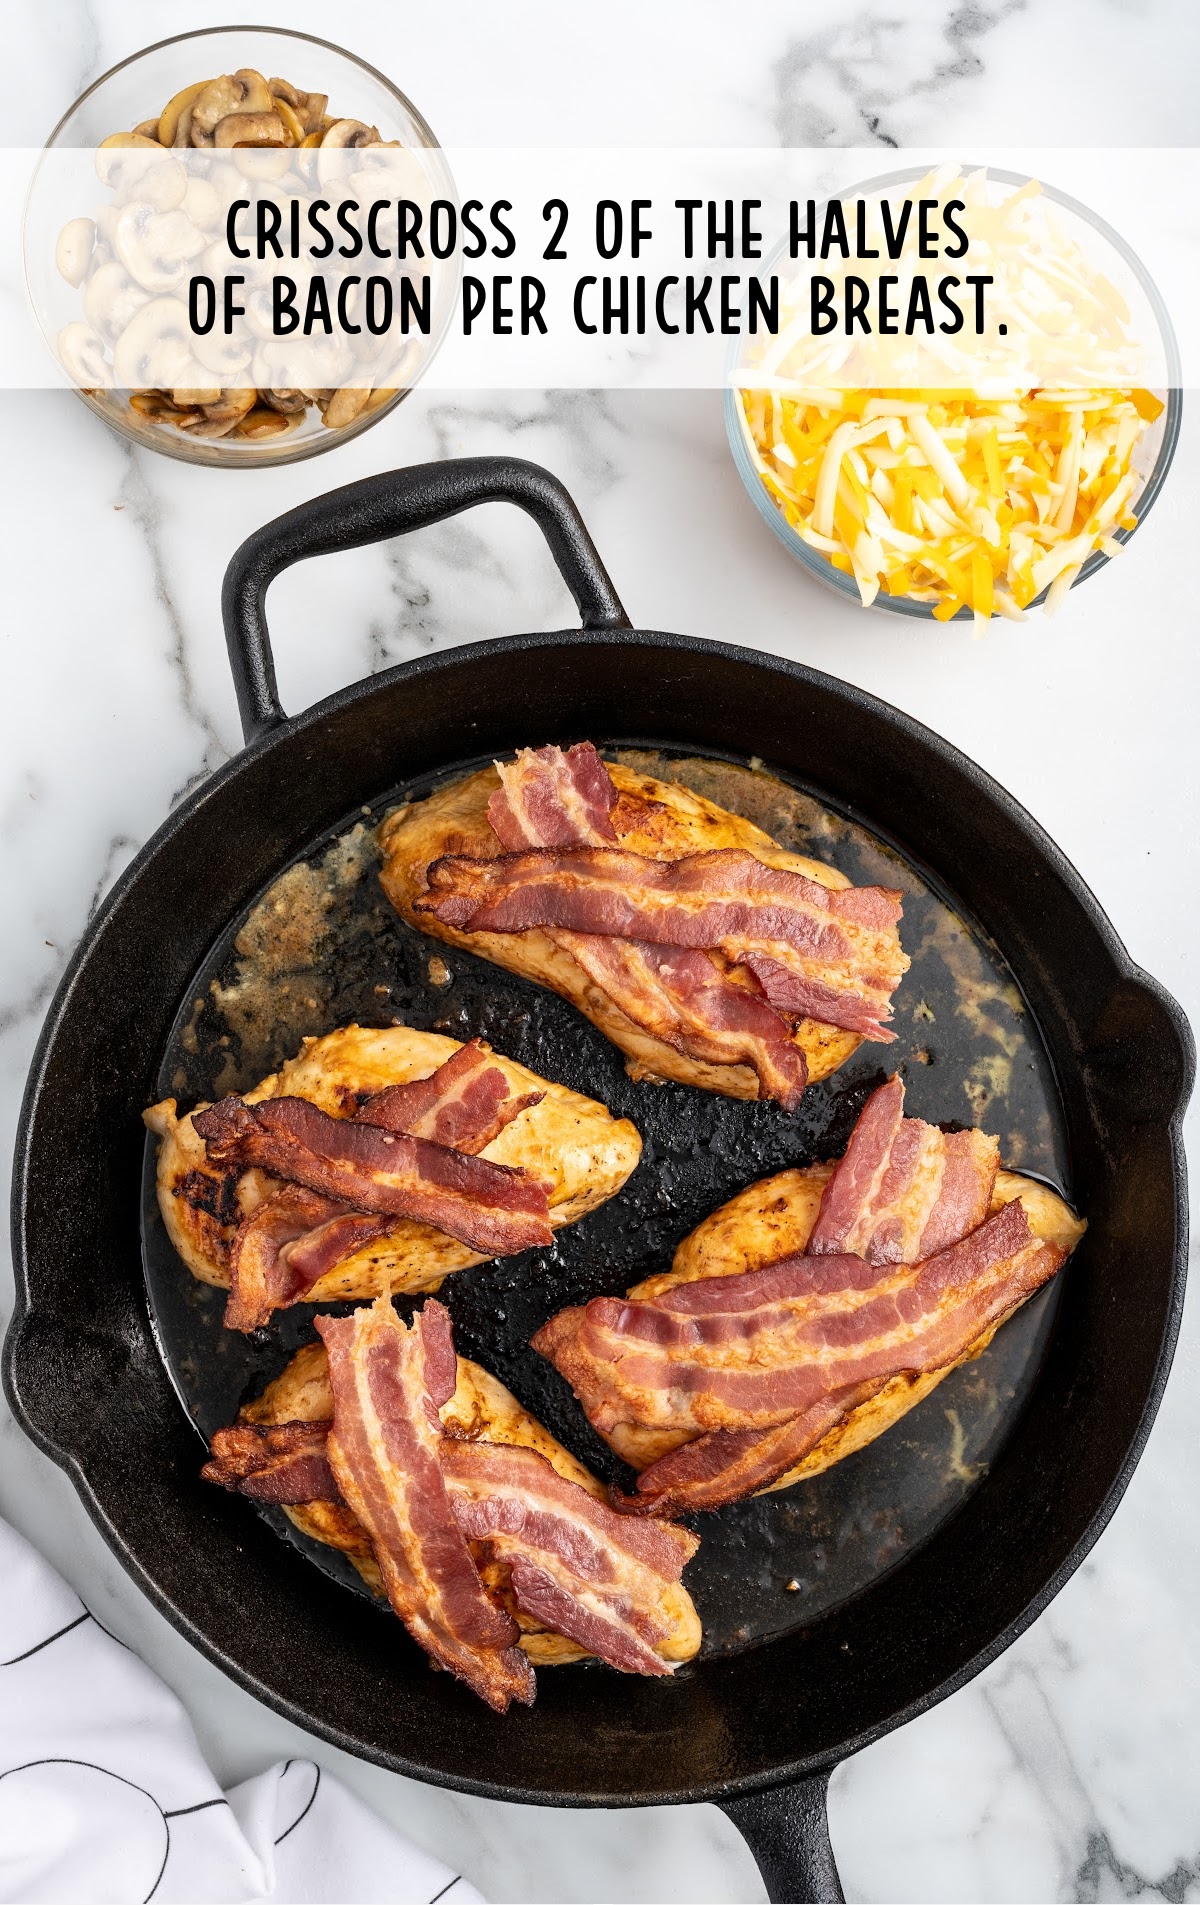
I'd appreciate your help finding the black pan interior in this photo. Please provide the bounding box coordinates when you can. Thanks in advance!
[142,743,1072,1658]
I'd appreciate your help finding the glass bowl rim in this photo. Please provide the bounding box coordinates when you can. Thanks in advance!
[42,22,444,153]
[724,162,1184,620]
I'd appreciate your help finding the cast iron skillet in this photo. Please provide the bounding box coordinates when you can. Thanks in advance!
[5,458,1193,1902]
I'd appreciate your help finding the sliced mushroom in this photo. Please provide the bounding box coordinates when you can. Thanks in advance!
[114,202,208,293]
[83,261,150,346]
[191,327,252,379]
[322,385,371,429]
[191,69,274,134]
[131,157,188,213]
[262,388,309,413]
[56,321,112,389]
[56,217,96,288]
[267,77,305,107]
[204,386,256,421]
[96,130,160,165]
[253,335,351,389]
[213,109,288,147]
[112,297,203,390]
[171,387,259,436]
[232,145,295,184]
[159,79,212,148]
[171,387,223,407]
[168,390,257,441]
[301,93,329,134]
[236,405,293,439]
[363,386,399,414]
[181,177,224,229]
[95,134,163,192]
[271,97,306,144]
[320,118,380,149]
[129,391,197,425]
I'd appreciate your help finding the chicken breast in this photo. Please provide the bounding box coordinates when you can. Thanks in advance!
[598,1163,1086,1486]
[239,1341,701,1668]
[145,1024,642,1303]
[379,762,863,1099]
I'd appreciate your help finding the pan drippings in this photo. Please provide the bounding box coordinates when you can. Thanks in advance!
[143,744,1072,1659]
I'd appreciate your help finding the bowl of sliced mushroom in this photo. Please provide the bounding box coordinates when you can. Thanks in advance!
[29,26,456,465]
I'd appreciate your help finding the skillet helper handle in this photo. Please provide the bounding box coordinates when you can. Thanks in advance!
[221,455,632,744]
[718,1773,844,1904]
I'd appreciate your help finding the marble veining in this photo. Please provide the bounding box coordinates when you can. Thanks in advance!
[2,2,1198,1900]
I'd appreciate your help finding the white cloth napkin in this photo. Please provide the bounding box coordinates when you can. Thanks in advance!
[0,1516,484,1905]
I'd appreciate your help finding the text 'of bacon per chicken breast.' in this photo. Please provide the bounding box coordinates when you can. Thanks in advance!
[202,1297,701,1709]
[533,1075,1087,1516]
[144,1026,642,1332]
[378,743,910,1110]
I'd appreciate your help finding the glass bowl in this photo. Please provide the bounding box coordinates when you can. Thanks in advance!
[27,26,456,468]
[725,167,1182,620]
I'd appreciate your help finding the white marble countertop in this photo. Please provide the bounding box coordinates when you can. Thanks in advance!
[3,3,1198,1900]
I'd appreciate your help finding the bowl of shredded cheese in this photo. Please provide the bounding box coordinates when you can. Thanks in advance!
[727,167,1180,623]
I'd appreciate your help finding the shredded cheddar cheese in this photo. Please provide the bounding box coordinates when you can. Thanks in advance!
[734,172,1166,620]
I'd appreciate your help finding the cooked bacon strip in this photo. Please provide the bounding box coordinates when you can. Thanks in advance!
[316,1298,535,1712]
[536,1200,1065,1443]
[563,936,809,1109]
[421,843,898,955]
[736,952,897,1043]
[478,743,810,1107]
[488,742,619,848]
[193,1095,552,1258]
[202,1420,338,1503]
[223,1185,346,1333]
[224,1194,394,1333]
[441,1438,696,1676]
[361,1038,543,1153]
[610,1393,864,1517]
[807,1075,999,1263]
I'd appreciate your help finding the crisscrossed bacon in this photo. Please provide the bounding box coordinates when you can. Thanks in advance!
[420,846,905,1046]
[806,1074,1000,1263]
[208,1039,547,1333]
[317,1298,535,1712]
[563,936,811,1107]
[475,744,811,1108]
[220,1184,351,1334]
[610,1395,865,1518]
[440,1439,697,1676]
[488,742,619,848]
[361,1038,544,1153]
[201,1319,701,1689]
[194,1094,552,1254]
[537,1198,1066,1512]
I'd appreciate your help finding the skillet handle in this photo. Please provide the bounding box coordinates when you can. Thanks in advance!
[718,1773,844,1903]
[221,456,632,744]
